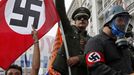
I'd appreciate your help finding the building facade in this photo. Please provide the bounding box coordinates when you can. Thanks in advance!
[68,0,134,36]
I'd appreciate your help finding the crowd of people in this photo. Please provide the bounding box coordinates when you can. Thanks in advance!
[4,0,134,75]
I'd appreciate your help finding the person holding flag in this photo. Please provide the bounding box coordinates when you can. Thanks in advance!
[5,26,40,75]
[52,0,91,75]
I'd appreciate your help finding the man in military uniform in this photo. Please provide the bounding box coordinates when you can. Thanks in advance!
[84,5,134,75]
[52,0,91,75]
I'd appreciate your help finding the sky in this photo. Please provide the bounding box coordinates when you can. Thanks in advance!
[46,0,73,37]
[65,0,73,12]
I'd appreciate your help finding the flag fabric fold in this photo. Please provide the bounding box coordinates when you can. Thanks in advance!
[48,27,62,75]
[0,0,59,70]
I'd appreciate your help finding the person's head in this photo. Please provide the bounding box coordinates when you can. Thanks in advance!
[72,7,91,31]
[5,64,22,75]
[103,5,131,38]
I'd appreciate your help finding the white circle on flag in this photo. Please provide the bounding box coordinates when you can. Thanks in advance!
[5,0,45,34]
[87,52,101,62]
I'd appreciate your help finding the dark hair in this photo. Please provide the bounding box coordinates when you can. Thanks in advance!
[5,64,22,75]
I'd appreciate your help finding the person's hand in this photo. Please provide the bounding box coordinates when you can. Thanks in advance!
[31,26,38,43]
[130,72,134,75]
[67,56,80,66]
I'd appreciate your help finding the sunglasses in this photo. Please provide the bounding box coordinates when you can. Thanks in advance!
[75,15,89,20]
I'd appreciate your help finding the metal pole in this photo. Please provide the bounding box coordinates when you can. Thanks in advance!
[59,21,71,75]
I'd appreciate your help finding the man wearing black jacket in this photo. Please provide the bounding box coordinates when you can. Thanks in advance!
[85,5,134,75]
[52,0,91,75]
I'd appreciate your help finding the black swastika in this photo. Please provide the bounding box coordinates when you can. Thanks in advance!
[10,0,42,29]
[89,53,100,62]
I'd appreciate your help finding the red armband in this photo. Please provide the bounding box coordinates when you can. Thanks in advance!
[86,52,105,68]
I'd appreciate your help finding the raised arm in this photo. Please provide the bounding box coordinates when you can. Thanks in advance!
[55,0,73,33]
[30,26,40,75]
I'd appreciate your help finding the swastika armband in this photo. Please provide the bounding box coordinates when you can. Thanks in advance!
[86,52,105,68]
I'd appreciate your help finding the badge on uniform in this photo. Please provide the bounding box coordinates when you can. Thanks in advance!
[86,52,105,68]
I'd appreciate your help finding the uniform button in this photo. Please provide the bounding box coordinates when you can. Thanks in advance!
[61,54,64,57]
[73,36,76,39]
[79,52,82,54]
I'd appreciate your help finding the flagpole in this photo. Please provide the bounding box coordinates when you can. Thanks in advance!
[59,21,71,75]
[24,53,28,75]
